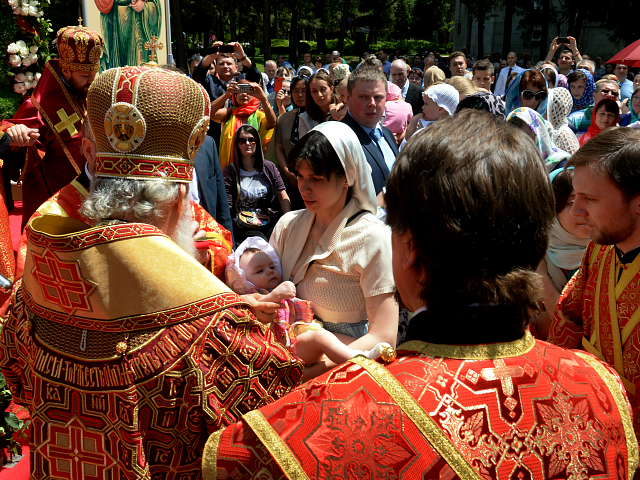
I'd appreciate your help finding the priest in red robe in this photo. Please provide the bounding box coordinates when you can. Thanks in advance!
[0,65,303,479]
[203,110,638,480]
[0,25,103,229]
[548,127,640,442]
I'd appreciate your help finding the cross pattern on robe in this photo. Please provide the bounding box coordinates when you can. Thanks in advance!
[54,108,81,136]
[144,36,164,62]
[480,359,524,397]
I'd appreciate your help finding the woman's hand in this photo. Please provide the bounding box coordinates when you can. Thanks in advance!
[250,82,267,102]
[191,221,210,266]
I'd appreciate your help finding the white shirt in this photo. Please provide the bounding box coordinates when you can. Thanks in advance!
[494,64,524,97]
[400,79,409,100]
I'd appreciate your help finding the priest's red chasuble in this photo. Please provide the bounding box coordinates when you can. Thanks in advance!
[0,60,87,228]
[206,333,637,480]
[548,243,640,439]
[0,215,302,479]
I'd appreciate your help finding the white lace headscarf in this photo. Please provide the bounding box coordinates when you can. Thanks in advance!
[548,87,573,132]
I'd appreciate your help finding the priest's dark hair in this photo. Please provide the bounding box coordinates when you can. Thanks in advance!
[384,109,555,327]
[568,127,640,202]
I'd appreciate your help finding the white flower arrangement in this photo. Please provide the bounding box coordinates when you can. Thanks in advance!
[6,41,38,68]
[8,0,43,16]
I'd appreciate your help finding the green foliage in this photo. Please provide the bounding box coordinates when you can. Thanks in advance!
[0,87,21,120]
[369,39,453,55]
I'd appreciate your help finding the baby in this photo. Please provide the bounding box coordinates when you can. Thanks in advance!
[226,238,392,365]
[404,83,460,145]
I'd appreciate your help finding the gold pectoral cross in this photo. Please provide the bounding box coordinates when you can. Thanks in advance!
[144,36,164,62]
[54,108,81,136]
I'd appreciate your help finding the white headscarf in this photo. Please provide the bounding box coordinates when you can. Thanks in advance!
[311,121,377,215]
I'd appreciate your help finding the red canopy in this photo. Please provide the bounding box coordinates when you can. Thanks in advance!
[605,39,640,67]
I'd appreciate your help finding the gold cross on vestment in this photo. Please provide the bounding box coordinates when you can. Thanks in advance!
[144,36,164,62]
[480,359,525,397]
[54,108,81,136]
[78,17,83,26]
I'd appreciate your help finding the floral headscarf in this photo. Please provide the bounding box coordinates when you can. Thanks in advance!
[507,107,571,165]
[455,92,506,120]
[557,74,568,89]
[505,70,549,116]
[566,69,595,108]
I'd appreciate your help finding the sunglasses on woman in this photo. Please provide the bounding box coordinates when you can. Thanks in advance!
[238,137,256,144]
[521,90,548,101]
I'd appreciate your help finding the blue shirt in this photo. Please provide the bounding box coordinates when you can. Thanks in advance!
[382,60,391,76]
[359,122,397,171]
[620,79,634,101]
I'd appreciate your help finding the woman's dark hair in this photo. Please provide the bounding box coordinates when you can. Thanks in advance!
[550,168,574,215]
[410,68,424,79]
[314,56,323,66]
[594,98,620,116]
[519,69,547,92]
[233,125,262,163]
[455,95,492,115]
[385,109,555,324]
[305,71,337,123]
[287,130,345,180]
[507,115,528,131]
[290,75,308,109]
[567,69,587,86]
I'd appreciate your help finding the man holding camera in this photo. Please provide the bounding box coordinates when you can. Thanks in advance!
[192,41,262,145]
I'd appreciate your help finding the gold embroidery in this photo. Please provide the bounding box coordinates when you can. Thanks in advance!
[350,355,482,480]
[399,331,535,360]
[575,352,639,479]
[74,30,90,62]
[243,410,311,480]
[202,428,225,480]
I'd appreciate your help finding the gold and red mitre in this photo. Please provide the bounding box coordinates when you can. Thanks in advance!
[56,25,103,73]
[87,66,211,183]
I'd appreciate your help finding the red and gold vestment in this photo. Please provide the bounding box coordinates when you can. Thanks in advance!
[0,60,87,228]
[205,332,638,480]
[14,178,232,282]
[0,215,302,479]
[548,243,640,439]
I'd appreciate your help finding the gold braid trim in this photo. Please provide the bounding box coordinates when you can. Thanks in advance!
[202,427,225,480]
[243,410,311,480]
[350,355,482,480]
[575,352,639,479]
[398,330,535,360]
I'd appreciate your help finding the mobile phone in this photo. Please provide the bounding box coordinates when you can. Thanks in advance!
[557,37,569,45]
[206,44,235,55]
[274,77,283,92]
[238,84,253,94]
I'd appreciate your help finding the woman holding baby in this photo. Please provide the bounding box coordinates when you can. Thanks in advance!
[269,122,399,379]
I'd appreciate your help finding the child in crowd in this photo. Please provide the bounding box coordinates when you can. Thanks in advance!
[329,78,349,121]
[226,238,392,365]
[404,83,459,144]
[471,59,495,91]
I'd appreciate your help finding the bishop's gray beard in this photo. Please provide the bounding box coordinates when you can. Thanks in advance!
[170,206,196,259]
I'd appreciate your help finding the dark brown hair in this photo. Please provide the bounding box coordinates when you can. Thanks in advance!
[287,130,345,180]
[567,127,640,202]
[550,168,574,215]
[472,58,494,76]
[305,71,337,122]
[384,110,555,323]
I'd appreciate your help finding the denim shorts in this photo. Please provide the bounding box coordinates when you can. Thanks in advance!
[321,319,369,339]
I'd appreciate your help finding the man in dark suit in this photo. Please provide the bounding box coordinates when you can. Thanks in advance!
[191,41,262,145]
[342,67,399,196]
[193,135,233,236]
[390,59,424,115]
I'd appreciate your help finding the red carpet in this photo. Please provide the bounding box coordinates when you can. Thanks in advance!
[9,200,22,253]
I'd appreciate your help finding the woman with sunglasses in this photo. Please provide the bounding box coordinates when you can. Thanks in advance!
[223,125,290,245]
[505,70,549,116]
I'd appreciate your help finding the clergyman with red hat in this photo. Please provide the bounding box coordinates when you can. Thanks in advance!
[0,25,103,229]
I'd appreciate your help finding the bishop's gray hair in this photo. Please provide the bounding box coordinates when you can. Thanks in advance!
[81,177,186,224]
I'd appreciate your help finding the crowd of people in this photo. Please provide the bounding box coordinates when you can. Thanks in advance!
[0,24,639,479]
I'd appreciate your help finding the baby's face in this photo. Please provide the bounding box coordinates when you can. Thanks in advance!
[240,252,282,289]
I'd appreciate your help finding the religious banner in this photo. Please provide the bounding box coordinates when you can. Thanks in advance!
[83,0,169,70]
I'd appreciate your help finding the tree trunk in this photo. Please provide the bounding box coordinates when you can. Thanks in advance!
[466,8,473,51]
[539,0,550,61]
[274,9,279,39]
[229,0,237,41]
[502,0,513,60]
[573,8,585,44]
[288,0,299,68]
[218,4,225,43]
[170,0,187,70]
[477,0,484,58]
[338,0,351,52]
[263,0,271,62]
[315,0,327,52]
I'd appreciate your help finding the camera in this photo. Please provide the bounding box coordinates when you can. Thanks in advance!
[237,84,253,94]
